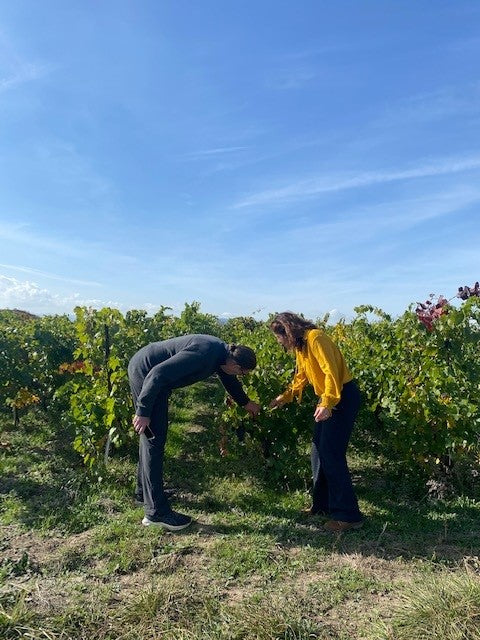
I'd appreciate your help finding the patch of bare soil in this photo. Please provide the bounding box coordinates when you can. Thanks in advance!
[2,524,68,566]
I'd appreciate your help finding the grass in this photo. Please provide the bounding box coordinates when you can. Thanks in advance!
[1,384,479,639]
[381,570,480,640]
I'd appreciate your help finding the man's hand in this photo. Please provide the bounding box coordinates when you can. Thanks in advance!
[313,406,332,422]
[244,400,261,417]
[269,396,284,409]
[133,415,151,434]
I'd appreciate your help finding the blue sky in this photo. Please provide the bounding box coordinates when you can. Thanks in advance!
[0,1,479,321]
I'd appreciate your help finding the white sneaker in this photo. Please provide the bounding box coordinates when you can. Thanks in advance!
[142,510,192,531]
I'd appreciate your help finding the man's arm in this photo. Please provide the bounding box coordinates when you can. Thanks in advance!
[217,369,260,416]
[217,369,249,406]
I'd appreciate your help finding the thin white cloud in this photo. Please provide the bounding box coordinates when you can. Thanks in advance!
[0,275,119,314]
[185,146,248,159]
[226,187,479,281]
[375,84,480,128]
[0,62,47,93]
[0,27,50,93]
[287,186,480,244]
[278,44,357,61]
[140,302,174,315]
[0,275,49,305]
[234,154,480,209]
[34,140,116,201]
[266,38,383,91]
[0,221,137,265]
[266,67,317,90]
[0,263,101,287]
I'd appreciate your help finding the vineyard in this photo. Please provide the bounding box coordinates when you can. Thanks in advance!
[1,294,480,639]
[1,291,479,487]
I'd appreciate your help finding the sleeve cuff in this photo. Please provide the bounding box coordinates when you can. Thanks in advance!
[135,408,151,418]
[317,399,337,410]
[279,390,293,404]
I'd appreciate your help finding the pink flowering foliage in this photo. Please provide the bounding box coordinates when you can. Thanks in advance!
[415,295,449,331]
[457,282,480,300]
[415,280,479,331]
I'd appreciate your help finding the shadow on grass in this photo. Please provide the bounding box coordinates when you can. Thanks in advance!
[162,389,480,564]
[0,388,208,532]
[2,387,479,565]
[172,479,480,565]
[0,410,131,533]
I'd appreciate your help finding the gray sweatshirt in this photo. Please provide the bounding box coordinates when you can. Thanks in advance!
[127,334,250,417]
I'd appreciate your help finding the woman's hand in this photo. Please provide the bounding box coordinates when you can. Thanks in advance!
[313,406,332,422]
[244,400,261,417]
[269,396,284,409]
[133,415,151,434]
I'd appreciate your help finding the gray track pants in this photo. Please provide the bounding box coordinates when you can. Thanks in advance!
[129,372,171,519]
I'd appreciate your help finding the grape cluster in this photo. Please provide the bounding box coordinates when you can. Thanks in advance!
[457,282,480,300]
[415,295,449,332]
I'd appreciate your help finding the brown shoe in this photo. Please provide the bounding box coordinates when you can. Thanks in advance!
[322,520,363,533]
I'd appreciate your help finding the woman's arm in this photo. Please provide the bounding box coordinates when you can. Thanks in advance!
[309,333,344,409]
[270,357,308,407]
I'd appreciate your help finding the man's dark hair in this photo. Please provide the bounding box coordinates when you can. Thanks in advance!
[229,344,257,370]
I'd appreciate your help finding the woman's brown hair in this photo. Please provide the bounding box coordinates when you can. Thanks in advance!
[269,312,317,351]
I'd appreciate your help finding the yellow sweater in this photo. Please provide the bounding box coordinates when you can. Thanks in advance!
[278,329,352,409]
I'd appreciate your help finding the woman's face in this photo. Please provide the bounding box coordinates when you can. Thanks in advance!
[274,331,289,349]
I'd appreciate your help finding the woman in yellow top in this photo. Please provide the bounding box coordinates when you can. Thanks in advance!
[269,312,362,533]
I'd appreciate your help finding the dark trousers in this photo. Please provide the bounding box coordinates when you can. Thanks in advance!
[311,380,362,522]
[129,375,171,519]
